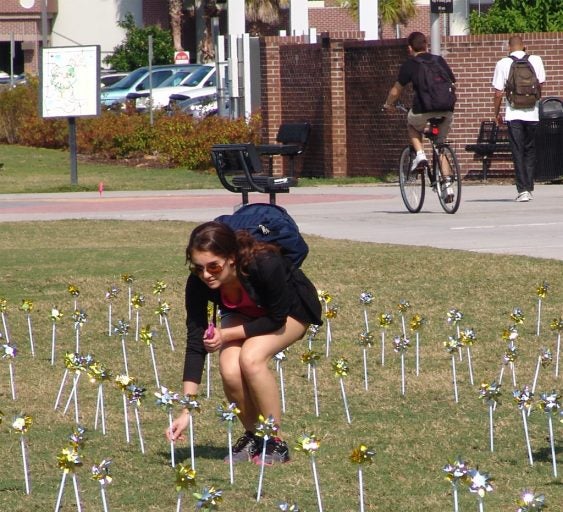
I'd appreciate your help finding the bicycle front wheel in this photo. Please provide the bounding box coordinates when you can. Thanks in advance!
[436,144,461,214]
[399,146,425,213]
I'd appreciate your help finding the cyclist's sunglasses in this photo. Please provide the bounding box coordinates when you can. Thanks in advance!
[189,260,226,276]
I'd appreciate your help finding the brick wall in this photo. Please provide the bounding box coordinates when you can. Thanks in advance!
[260,32,563,179]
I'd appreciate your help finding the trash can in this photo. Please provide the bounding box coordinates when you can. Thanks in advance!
[535,97,563,181]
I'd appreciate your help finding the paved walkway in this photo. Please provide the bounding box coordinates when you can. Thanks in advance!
[1,183,562,260]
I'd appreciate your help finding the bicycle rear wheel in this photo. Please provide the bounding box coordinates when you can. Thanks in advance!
[436,144,461,214]
[399,146,425,213]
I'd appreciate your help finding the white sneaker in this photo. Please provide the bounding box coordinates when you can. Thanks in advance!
[410,153,428,172]
[528,191,534,200]
[442,179,454,203]
[515,191,530,202]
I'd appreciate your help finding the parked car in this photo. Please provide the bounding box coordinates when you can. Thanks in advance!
[167,91,229,119]
[100,72,128,88]
[100,64,201,109]
[132,64,216,111]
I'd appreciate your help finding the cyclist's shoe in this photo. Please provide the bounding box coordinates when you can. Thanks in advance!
[515,191,531,202]
[225,431,262,464]
[443,178,455,204]
[253,437,290,465]
[410,152,428,172]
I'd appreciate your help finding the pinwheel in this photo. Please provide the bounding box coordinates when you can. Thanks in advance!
[301,350,322,416]
[179,394,201,470]
[459,327,476,385]
[536,390,560,477]
[254,414,279,502]
[409,313,425,376]
[113,319,130,375]
[131,292,145,341]
[549,316,562,377]
[121,273,135,320]
[513,386,534,466]
[140,325,160,388]
[0,297,10,344]
[175,462,196,512]
[378,312,393,366]
[193,486,222,510]
[155,385,180,467]
[295,433,323,512]
[444,336,461,403]
[87,359,112,435]
[443,456,470,512]
[394,335,411,397]
[105,285,120,336]
[217,401,240,484]
[71,309,87,353]
[397,299,411,337]
[273,349,288,412]
[50,306,63,365]
[20,299,35,357]
[359,290,374,332]
[91,459,112,512]
[55,447,83,512]
[155,301,175,351]
[349,444,375,512]
[332,357,352,423]
[468,467,494,512]
[1,340,18,400]
[356,330,374,390]
[478,381,502,452]
[11,413,33,494]
[535,281,548,336]
[516,489,546,511]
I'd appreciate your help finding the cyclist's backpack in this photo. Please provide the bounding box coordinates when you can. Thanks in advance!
[505,54,541,109]
[415,54,457,112]
[215,203,309,267]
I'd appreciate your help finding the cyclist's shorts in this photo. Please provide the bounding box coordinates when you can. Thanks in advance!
[408,110,453,144]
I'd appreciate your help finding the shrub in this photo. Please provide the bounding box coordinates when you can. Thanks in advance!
[0,77,40,144]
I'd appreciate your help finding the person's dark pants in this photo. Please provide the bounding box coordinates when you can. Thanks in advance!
[507,120,538,193]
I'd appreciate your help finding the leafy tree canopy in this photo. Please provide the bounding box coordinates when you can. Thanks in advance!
[104,13,174,71]
[469,0,563,34]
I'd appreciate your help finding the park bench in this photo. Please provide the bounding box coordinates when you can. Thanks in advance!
[465,120,512,181]
[256,122,311,177]
[211,143,298,205]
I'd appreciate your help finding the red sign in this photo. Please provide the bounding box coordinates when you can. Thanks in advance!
[174,51,190,64]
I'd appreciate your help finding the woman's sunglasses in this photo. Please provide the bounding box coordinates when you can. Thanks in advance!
[189,260,226,276]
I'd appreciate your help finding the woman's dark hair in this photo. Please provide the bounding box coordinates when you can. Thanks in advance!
[186,221,280,274]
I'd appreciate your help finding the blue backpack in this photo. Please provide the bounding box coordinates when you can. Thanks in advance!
[215,203,309,267]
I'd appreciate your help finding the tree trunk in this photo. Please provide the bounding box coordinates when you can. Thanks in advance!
[169,0,184,51]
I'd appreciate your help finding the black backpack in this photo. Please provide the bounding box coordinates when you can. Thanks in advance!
[505,55,541,109]
[415,54,457,112]
[215,203,309,267]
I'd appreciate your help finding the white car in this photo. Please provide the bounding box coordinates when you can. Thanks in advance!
[133,64,216,111]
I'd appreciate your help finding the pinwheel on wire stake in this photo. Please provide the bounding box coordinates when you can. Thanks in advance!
[67,284,80,311]
[278,502,300,511]
[350,443,375,512]
[535,282,548,336]
[131,292,145,341]
[536,390,560,477]
[0,297,10,343]
[115,374,135,445]
[324,303,338,357]
[549,316,562,377]
[397,299,411,337]
[513,386,535,466]
[444,336,461,403]
[104,285,120,336]
[499,326,519,387]
[175,462,196,512]
[155,385,180,467]
[91,459,112,512]
[254,414,279,502]
[318,290,334,357]
[55,446,83,512]
[515,489,547,511]
[511,307,525,326]
[468,467,494,512]
[273,349,288,412]
[478,381,502,452]
[153,279,167,325]
[20,299,35,357]
[359,291,374,332]
[11,413,33,494]
[332,357,352,423]
[55,352,79,410]
[378,312,393,366]
[217,401,240,484]
[447,308,464,360]
[531,347,552,394]
[459,327,476,386]
[409,314,425,376]
[356,330,374,390]
[71,309,87,353]
[301,350,321,416]
[113,319,130,375]
[442,456,470,512]
[305,324,320,381]
[295,433,323,512]
[1,339,18,400]
[193,486,222,510]
[63,353,93,425]
[127,381,147,454]
[140,325,160,388]
[121,273,135,320]
[156,301,175,351]
[393,335,410,397]
[87,359,112,435]
[180,394,202,470]
[50,306,63,365]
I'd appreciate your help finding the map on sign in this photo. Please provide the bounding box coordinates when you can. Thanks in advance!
[40,45,100,118]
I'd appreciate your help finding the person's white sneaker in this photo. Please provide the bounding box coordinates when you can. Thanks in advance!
[515,191,530,202]
[528,191,534,200]
[410,153,428,172]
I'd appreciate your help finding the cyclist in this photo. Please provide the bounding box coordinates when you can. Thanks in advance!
[383,32,457,201]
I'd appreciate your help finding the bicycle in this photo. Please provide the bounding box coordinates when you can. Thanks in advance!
[393,104,462,214]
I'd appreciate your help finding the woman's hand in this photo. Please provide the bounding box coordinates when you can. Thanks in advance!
[166,411,190,442]
[203,328,223,353]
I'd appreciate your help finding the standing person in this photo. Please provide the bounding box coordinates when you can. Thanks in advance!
[492,35,546,202]
[166,221,322,464]
[383,31,457,199]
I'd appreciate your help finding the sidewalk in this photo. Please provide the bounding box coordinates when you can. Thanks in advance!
[1,183,562,260]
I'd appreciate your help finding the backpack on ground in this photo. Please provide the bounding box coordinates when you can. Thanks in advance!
[415,55,457,112]
[505,54,541,109]
[215,203,309,267]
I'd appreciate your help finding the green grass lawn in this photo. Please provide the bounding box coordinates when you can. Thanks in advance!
[0,144,386,194]
[0,220,561,511]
